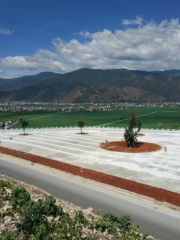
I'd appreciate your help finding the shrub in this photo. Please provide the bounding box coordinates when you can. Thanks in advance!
[21,120,29,135]
[0,180,13,189]
[90,216,117,235]
[16,200,46,236]
[1,186,151,240]
[78,121,85,134]
[10,187,30,210]
[124,127,138,148]
[137,120,142,134]
[42,196,63,217]
[0,231,16,240]
[104,214,132,232]
[15,194,67,238]
[54,218,83,239]
[121,225,151,240]
[34,222,51,240]
[74,210,88,225]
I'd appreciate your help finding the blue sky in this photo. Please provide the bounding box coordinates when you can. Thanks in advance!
[0,0,180,78]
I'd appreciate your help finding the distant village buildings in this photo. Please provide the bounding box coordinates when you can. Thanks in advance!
[0,101,179,114]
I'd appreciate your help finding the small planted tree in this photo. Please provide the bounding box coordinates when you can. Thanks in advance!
[124,110,138,148]
[129,110,137,130]
[137,120,142,134]
[21,120,29,135]
[78,121,85,134]
[124,128,138,148]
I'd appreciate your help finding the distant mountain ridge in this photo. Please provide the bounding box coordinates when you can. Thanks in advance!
[1,68,180,102]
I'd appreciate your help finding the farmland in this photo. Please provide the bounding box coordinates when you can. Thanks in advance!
[0,107,180,129]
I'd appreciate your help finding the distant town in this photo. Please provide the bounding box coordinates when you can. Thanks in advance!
[0,101,180,113]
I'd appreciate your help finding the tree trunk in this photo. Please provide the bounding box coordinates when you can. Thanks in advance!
[129,139,135,148]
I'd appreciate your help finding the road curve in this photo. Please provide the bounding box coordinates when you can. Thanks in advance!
[0,156,180,240]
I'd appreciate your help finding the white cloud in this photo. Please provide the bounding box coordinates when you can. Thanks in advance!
[79,30,91,38]
[1,18,180,77]
[52,19,180,71]
[0,50,70,73]
[0,28,12,35]
[122,16,143,26]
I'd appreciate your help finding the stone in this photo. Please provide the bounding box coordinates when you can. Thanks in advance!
[84,207,93,214]
[3,205,12,211]
[47,216,54,222]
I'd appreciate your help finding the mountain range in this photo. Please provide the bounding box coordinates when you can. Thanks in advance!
[1,68,180,102]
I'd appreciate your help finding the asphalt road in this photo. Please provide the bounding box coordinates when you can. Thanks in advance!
[0,156,180,240]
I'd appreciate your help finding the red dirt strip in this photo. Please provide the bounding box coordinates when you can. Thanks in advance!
[0,146,180,207]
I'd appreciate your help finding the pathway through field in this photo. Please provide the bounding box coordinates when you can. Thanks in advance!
[29,112,58,121]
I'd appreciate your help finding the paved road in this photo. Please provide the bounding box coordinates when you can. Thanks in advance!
[0,156,180,240]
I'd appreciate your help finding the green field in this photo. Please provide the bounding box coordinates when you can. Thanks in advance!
[0,107,180,129]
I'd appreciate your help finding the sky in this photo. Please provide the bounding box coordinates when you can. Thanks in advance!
[0,0,180,78]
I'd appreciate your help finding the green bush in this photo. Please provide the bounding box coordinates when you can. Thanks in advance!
[42,196,63,217]
[78,120,85,133]
[15,193,67,238]
[121,225,150,240]
[74,210,88,225]
[16,200,47,237]
[34,222,51,240]
[0,180,13,189]
[53,219,83,240]
[90,217,117,234]
[90,214,132,235]
[0,231,16,240]
[104,214,132,231]
[10,187,30,210]
[0,186,152,240]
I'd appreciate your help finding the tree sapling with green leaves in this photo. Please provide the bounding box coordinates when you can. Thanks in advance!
[78,121,85,134]
[137,120,142,134]
[21,120,29,135]
[124,110,139,148]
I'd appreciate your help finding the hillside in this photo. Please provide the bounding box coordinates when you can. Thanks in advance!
[1,68,180,102]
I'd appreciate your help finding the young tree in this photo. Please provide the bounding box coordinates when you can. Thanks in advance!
[21,120,29,135]
[124,110,138,148]
[124,127,138,148]
[129,110,137,130]
[137,120,142,134]
[78,121,85,134]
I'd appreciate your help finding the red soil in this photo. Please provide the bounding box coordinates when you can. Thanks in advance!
[0,146,179,207]
[101,141,161,153]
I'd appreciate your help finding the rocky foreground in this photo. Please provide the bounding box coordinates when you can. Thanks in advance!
[0,174,155,240]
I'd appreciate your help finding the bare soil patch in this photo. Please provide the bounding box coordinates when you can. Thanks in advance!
[20,134,30,136]
[137,134,145,137]
[0,146,179,207]
[101,141,161,153]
